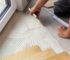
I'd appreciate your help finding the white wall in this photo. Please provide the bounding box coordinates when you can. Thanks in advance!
[16,0,28,11]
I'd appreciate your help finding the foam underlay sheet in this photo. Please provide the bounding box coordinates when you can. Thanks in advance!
[44,0,69,27]
[42,7,69,27]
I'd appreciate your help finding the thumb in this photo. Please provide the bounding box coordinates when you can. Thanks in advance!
[28,8,33,15]
[28,8,37,17]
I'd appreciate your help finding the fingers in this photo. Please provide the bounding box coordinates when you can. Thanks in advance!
[28,8,33,15]
[66,20,70,32]
[58,26,66,32]
[29,8,37,17]
[58,27,67,38]
[58,26,66,38]
[68,20,70,29]
[58,25,70,38]
[28,7,41,18]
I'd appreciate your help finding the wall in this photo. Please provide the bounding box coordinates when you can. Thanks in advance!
[16,0,28,11]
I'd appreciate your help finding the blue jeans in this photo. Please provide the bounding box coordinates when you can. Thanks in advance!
[54,0,70,17]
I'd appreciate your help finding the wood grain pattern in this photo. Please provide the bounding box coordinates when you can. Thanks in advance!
[1,48,56,60]
[47,52,70,60]
[28,48,56,60]
[1,46,42,60]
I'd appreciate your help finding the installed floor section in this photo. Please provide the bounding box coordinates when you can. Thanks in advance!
[0,11,70,57]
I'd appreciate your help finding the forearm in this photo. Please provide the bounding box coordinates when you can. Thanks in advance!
[34,0,49,9]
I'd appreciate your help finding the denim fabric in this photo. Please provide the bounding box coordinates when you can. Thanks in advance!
[54,0,70,17]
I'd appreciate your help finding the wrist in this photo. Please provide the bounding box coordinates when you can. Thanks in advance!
[31,6,41,12]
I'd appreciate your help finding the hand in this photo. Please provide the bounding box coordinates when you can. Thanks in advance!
[29,7,41,17]
[58,20,70,38]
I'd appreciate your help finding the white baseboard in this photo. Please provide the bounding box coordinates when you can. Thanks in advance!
[16,0,30,11]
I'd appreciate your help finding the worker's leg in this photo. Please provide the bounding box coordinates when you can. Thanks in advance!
[54,0,70,17]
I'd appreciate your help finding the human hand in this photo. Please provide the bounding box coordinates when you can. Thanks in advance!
[28,7,41,17]
[58,20,70,38]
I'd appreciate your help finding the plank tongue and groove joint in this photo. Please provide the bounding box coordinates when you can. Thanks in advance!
[1,46,56,60]
[1,46,42,60]
[1,46,70,60]
[28,48,56,60]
